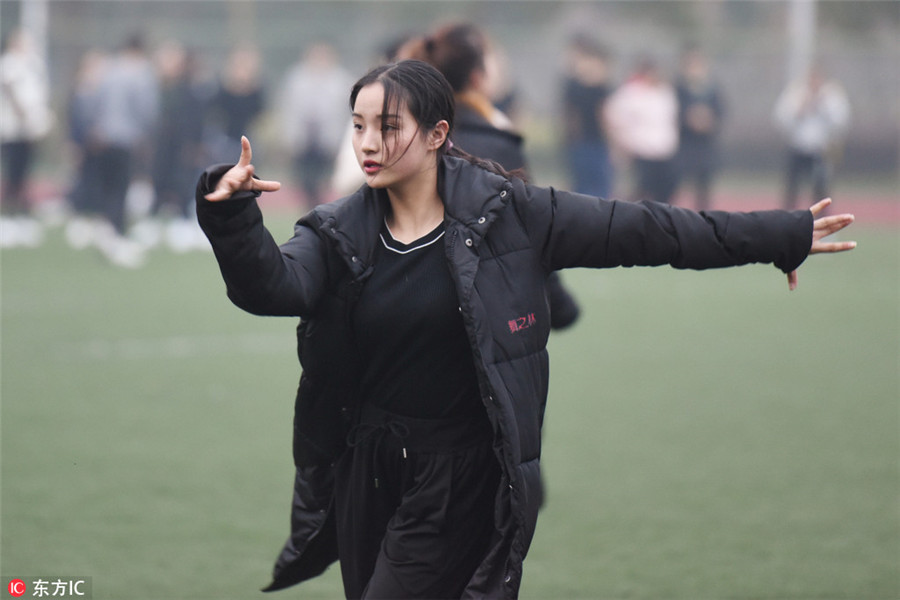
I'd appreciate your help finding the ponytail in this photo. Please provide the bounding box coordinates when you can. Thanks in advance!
[442,140,526,182]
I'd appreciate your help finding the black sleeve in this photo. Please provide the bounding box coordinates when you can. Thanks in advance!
[195,165,328,317]
[546,271,580,330]
[516,182,813,274]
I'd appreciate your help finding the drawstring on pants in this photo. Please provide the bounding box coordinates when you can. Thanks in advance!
[346,420,410,488]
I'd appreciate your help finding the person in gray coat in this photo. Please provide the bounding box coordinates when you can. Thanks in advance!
[197,60,855,599]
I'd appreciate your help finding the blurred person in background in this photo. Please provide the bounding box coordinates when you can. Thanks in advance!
[482,41,521,130]
[561,32,615,199]
[279,42,353,209]
[674,43,725,212]
[196,59,855,598]
[206,43,266,165]
[774,63,850,211]
[64,48,107,250]
[399,23,526,172]
[84,33,159,268]
[132,40,208,253]
[0,28,54,248]
[399,21,580,331]
[604,55,679,205]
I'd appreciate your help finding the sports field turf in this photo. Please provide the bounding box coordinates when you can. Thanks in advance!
[2,212,897,599]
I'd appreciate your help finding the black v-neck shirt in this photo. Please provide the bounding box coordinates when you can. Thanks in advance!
[352,221,483,420]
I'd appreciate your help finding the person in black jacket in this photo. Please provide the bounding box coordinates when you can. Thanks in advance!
[562,33,615,199]
[197,59,855,599]
[674,44,726,212]
[398,20,580,329]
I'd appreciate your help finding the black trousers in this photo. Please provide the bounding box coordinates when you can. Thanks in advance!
[676,141,717,212]
[69,148,105,215]
[634,157,678,205]
[293,146,333,207]
[1,140,34,215]
[334,404,499,599]
[784,150,830,211]
[95,146,133,234]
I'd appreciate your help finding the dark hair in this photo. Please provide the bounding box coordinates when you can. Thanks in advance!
[570,32,610,60]
[406,22,486,93]
[122,32,146,53]
[349,59,517,180]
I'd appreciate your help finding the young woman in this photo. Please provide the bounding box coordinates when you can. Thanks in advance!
[197,59,855,599]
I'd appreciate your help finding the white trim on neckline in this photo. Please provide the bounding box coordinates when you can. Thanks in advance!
[380,219,445,254]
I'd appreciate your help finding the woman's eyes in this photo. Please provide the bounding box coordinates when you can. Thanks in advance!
[352,120,401,132]
[352,122,398,131]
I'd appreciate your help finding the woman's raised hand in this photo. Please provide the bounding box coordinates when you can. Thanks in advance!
[204,136,282,202]
[787,198,857,291]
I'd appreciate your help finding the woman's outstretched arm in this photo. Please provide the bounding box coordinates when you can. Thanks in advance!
[197,137,328,317]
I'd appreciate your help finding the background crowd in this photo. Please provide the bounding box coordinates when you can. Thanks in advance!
[0,6,871,268]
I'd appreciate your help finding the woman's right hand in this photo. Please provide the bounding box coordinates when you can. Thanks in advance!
[204,136,282,202]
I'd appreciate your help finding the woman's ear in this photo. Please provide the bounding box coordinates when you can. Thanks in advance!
[428,120,450,150]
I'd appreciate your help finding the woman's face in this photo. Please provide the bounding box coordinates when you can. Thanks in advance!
[351,82,442,190]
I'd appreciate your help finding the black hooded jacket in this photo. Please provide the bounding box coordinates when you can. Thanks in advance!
[452,103,528,173]
[196,156,812,598]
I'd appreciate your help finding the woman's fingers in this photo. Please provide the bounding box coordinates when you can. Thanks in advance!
[204,166,250,201]
[237,135,253,167]
[814,213,855,234]
[204,182,240,202]
[809,197,832,217]
[205,169,281,201]
[811,239,858,254]
[808,198,856,255]
[810,214,856,254]
[204,136,281,201]
[787,269,799,291]
[254,178,282,193]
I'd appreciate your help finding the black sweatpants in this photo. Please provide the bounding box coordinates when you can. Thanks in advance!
[95,146,133,234]
[1,140,33,215]
[334,404,499,599]
[634,157,678,205]
[783,150,830,211]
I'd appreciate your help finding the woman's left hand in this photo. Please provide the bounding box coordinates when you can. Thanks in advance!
[787,198,857,291]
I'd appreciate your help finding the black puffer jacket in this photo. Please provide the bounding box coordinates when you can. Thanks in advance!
[196,156,812,598]
[452,103,580,330]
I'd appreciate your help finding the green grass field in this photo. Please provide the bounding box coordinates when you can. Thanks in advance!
[2,214,897,599]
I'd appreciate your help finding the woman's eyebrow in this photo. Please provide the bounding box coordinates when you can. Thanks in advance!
[351,112,401,120]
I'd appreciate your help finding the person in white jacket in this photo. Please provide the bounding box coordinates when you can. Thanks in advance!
[774,65,850,210]
[0,28,54,248]
[279,42,353,208]
[604,56,679,205]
